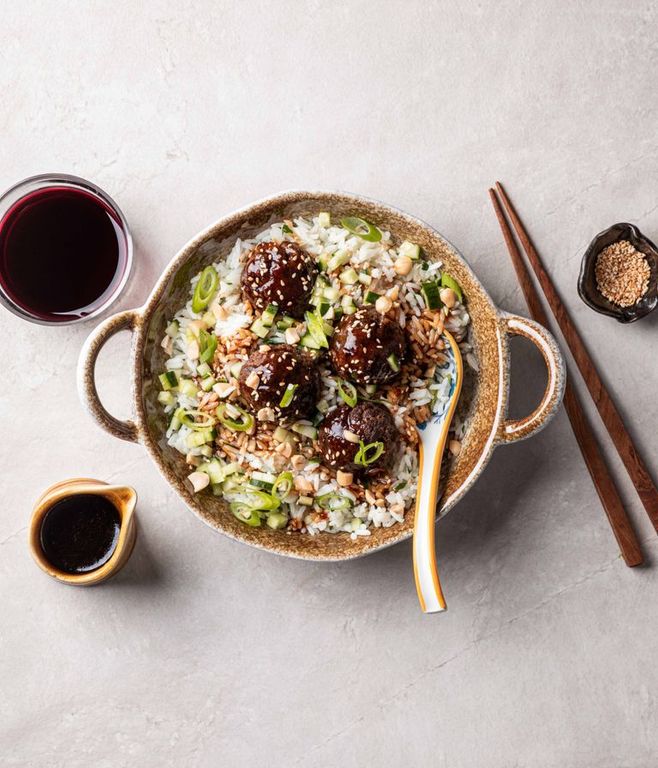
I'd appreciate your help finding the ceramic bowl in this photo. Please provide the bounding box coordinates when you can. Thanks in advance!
[30,478,137,585]
[577,222,658,323]
[77,191,565,561]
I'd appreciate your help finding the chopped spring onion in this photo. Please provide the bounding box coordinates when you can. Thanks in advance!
[292,421,318,440]
[317,300,331,316]
[229,361,243,379]
[158,391,176,406]
[337,379,358,407]
[318,211,331,227]
[387,353,400,373]
[272,471,294,500]
[230,502,262,527]
[197,362,211,378]
[421,280,442,310]
[364,384,377,395]
[317,492,352,511]
[399,241,422,260]
[169,412,182,431]
[200,376,216,392]
[304,312,329,349]
[340,216,382,242]
[358,271,372,285]
[192,266,219,313]
[279,383,298,408]
[393,481,407,492]
[282,223,293,234]
[363,290,381,304]
[262,303,278,327]
[243,489,281,511]
[355,440,385,467]
[198,330,218,364]
[440,273,463,302]
[159,371,178,390]
[298,495,314,506]
[276,315,295,330]
[339,268,359,285]
[175,408,215,430]
[216,403,254,432]
[266,511,288,530]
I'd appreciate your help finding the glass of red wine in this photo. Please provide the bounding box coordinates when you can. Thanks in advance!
[0,173,132,325]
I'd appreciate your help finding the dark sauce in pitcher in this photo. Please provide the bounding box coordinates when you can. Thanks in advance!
[0,187,128,321]
[40,495,121,574]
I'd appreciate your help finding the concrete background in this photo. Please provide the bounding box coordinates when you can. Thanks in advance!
[2,1,658,766]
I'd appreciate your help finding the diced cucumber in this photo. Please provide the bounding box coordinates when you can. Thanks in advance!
[273,426,295,443]
[318,211,331,227]
[327,251,351,272]
[365,384,377,395]
[276,315,295,330]
[262,303,278,327]
[199,458,226,484]
[364,290,381,304]
[298,496,314,506]
[266,511,288,530]
[341,295,357,315]
[304,312,329,349]
[358,271,372,285]
[165,320,179,338]
[292,422,318,440]
[158,391,176,406]
[421,280,442,310]
[316,398,330,414]
[200,376,216,392]
[399,241,422,260]
[197,362,211,378]
[186,429,215,448]
[339,268,359,285]
[318,254,330,272]
[318,301,331,316]
[250,317,269,338]
[169,413,182,431]
[440,273,463,302]
[198,444,213,458]
[179,379,199,397]
[229,361,243,379]
[324,285,340,302]
[159,371,178,390]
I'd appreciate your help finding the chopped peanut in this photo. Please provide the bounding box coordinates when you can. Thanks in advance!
[336,470,353,487]
[394,255,413,276]
[439,288,457,308]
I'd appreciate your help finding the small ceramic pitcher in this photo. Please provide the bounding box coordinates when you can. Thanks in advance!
[29,478,137,585]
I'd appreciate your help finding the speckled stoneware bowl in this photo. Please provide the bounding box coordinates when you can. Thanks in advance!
[78,191,565,561]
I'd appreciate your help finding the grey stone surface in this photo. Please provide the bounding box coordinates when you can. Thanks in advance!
[2,1,658,765]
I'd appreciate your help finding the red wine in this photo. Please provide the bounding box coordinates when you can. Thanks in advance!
[0,186,128,322]
[40,494,121,574]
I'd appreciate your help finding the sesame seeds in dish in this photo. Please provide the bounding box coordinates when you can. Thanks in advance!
[158,213,475,538]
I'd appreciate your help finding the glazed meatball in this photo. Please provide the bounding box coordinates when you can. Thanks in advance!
[241,241,318,319]
[317,403,399,473]
[238,344,320,420]
[329,306,406,385]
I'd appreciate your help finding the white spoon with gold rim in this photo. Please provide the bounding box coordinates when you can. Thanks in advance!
[412,329,463,613]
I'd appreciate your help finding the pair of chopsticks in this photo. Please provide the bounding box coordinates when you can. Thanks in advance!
[490,182,658,567]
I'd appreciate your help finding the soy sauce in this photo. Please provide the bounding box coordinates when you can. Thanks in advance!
[0,187,127,321]
[40,495,121,574]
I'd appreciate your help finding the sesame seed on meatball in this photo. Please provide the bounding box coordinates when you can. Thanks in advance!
[241,241,318,319]
[329,306,406,385]
[238,344,320,420]
[317,403,399,473]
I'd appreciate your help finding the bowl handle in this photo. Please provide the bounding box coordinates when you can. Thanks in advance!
[77,309,142,443]
[496,312,565,444]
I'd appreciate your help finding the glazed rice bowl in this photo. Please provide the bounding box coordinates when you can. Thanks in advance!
[78,191,565,560]
[157,213,476,538]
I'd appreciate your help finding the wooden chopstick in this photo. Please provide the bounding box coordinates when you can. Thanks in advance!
[489,187,644,567]
[494,181,658,537]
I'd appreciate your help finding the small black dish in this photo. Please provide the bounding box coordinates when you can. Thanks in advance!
[577,222,658,323]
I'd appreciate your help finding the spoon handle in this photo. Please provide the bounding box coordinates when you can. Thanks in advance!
[412,433,449,613]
